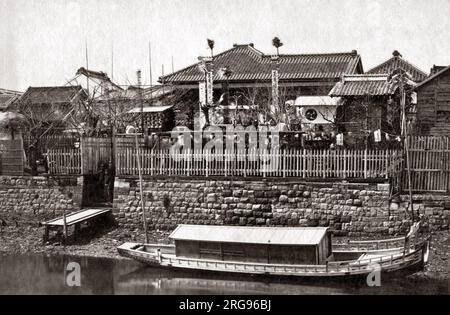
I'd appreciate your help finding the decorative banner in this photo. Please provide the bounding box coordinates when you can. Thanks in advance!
[199,81,206,105]
[206,71,214,106]
[374,129,381,142]
[271,69,279,109]
[411,92,417,105]
[336,133,344,146]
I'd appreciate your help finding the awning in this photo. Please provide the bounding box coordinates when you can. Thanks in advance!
[218,104,257,110]
[127,105,173,114]
[292,96,342,106]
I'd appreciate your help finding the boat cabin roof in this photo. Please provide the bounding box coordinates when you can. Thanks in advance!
[169,225,329,246]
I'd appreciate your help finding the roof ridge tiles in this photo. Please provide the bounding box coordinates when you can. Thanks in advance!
[366,54,427,81]
[160,44,362,83]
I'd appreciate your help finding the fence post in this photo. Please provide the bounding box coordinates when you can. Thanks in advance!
[225,149,228,177]
[302,149,306,178]
[80,137,85,175]
[343,149,347,179]
[364,148,368,179]
[263,149,266,178]
[206,151,209,177]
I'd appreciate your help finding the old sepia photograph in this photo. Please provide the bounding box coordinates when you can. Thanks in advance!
[0,0,449,300]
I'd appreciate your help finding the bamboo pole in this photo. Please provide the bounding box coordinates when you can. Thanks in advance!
[135,134,149,243]
[401,83,415,222]
[62,207,67,244]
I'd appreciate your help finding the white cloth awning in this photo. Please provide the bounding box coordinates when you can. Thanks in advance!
[292,96,342,106]
[218,104,256,110]
[127,105,173,114]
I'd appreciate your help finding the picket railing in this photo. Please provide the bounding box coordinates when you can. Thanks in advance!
[46,136,403,180]
[115,148,403,179]
[47,147,82,174]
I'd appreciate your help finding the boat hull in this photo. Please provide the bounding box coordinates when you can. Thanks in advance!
[117,240,429,280]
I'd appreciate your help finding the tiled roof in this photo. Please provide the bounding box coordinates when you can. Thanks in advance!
[20,86,86,104]
[329,74,395,96]
[366,51,427,82]
[0,88,21,95]
[160,44,362,83]
[0,88,22,110]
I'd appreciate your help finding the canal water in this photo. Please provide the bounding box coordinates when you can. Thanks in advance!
[0,254,448,295]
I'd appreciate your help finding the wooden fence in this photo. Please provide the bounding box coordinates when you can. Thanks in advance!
[116,147,403,179]
[81,137,113,174]
[47,147,82,174]
[47,137,112,175]
[43,134,450,193]
[408,136,450,192]
[46,136,403,181]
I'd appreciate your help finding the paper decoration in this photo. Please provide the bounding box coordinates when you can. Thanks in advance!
[199,81,206,105]
[336,133,344,146]
[271,69,279,107]
[206,71,213,106]
[374,129,381,142]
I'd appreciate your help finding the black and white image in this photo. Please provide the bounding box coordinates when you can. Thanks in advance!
[0,0,449,297]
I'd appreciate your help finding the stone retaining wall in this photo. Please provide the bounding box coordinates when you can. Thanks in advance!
[0,175,83,222]
[396,194,450,231]
[112,177,439,236]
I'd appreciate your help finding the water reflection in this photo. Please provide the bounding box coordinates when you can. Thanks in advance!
[0,254,448,295]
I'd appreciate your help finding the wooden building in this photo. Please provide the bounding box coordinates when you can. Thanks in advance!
[329,74,399,148]
[169,225,331,265]
[159,44,363,129]
[324,50,428,145]
[17,86,88,127]
[414,65,450,136]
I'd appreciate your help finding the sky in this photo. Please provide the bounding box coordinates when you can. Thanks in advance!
[1,0,450,91]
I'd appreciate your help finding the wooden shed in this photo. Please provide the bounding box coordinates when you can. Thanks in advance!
[415,65,450,136]
[169,225,331,265]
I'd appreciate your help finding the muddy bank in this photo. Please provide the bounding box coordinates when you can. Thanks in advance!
[0,222,448,281]
[0,224,170,260]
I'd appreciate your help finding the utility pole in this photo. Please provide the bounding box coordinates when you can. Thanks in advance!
[171,56,174,73]
[137,70,144,134]
[135,133,149,243]
[161,64,165,106]
[400,77,415,222]
[148,41,153,88]
[85,38,90,95]
[389,69,415,222]
[111,42,114,82]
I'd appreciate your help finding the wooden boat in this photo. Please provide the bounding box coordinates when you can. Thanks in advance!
[118,223,430,279]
